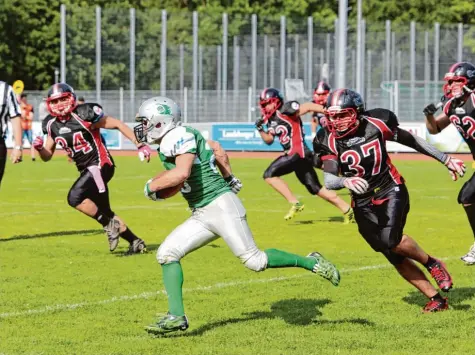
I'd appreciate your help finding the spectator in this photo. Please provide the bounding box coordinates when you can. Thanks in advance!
[19,93,35,161]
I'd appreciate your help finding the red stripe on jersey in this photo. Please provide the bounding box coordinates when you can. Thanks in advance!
[443,98,453,116]
[328,132,338,155]
[277,112,305,158]
[72,114,113,167]
[386,156,403,184]
[366,116,394,140]
[321,154,338,161]
[46,118,55,137]
[471,93,475,107]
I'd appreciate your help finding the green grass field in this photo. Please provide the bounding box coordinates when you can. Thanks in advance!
[1,155,474,355]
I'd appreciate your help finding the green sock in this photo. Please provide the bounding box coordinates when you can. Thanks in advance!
[162,262,185,316]
[264,248,315,271]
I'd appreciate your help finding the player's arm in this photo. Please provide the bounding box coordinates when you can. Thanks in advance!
[7,85,22,163]
[423,102,450,134]
[298,102,325,116]
[322,158,369,194]
[208,139,243,194]
[255,118,274,144]
[145,153,195,194]
[34,135,56,162]
[393,127,466,180]
[92,115,153,162]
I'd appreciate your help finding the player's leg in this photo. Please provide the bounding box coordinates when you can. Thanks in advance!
[27,130,35,161]
[205,192,340,286]
[0,138,6,187]
[145,218,218,334]
[294,157,354,223]
[263,154,301,202]
[457,172,475,264]
[92,165,146,253]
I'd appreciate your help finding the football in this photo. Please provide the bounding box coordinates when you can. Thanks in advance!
[151,171,184,200]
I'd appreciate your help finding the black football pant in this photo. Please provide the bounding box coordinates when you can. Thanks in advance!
[457,172,475,240]
[263,153,322,195]
[353,184,410,265]
[67,163,115,218]
[0,138,6,188]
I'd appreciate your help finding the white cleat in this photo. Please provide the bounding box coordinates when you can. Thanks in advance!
[461,243,475,265]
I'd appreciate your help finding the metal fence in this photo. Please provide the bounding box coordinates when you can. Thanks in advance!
[33,5,475,123]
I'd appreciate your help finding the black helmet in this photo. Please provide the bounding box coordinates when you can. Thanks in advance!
[325,89,365,139]
[443,62,475,98]
[46,83,77,117]
[313,81,332,105]
[259,88,284,121]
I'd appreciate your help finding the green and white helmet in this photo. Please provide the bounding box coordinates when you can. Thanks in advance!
[134,96,182,144]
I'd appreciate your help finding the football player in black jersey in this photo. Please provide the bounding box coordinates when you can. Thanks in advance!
[311,81,331,169]
[318,88,466,312]
[33,83,152,254]
[424,62,475,265]
[256,87,354,223]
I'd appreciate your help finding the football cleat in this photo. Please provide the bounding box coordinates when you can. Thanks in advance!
[427,259,453,292]
[126,238,147,255]
[103,218,121,252]
[461,242,475,265]
[422,297,448,313]
[145,313,189,335]
[284,202,304,221]
[343,207,355,224]
[307,252,340,286]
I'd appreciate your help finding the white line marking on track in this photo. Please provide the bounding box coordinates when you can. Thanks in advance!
[0,258,456,319]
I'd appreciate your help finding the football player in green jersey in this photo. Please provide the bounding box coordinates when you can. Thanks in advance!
[134,96,341,335]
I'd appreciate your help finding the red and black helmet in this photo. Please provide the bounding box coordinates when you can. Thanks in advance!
[443,62,475,99]
[259,88,284,122]
[46,83,77,118]
[325,89,365,139]
[313,81,331,105]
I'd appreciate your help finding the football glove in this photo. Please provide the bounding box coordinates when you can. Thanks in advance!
[224,174,243,194]
[444,156,466,181]
[423,103,438,117]
[33,136,44,151]
[343,177,369,195]
[138,143,153,163]
[144,179,162,201]
[255,118,265,132]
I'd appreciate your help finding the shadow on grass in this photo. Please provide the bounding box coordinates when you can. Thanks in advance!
[402,287,475,311]
[293,216,345,225]
[165,298,374,338]
[1,229,103,242]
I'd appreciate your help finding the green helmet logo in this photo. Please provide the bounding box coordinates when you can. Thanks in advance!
[157,104,171,115]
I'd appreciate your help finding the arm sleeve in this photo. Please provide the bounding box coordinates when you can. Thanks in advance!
[323,159,346,190]
[394,128,448,164]
[6,85,21,118]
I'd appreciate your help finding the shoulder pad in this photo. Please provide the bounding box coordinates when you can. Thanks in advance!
[42,116,55,135]
[280,101,300,116]
[160,127,197,157]
[74,103,104,123]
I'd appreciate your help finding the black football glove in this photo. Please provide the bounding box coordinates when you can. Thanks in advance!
[423,103,438,117]
[255,118,265,132]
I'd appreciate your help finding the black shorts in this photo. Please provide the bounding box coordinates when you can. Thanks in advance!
[263,153,322,195]
[353,183,410,265]
[67,164,115,216]
[458,172,475,204]
[0,138,6,187]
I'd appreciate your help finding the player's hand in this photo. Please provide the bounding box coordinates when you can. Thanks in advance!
[423,103,438,116]
[255,118,265,132]
[144,179,161,201]
[33,136,44,152]
[444,156,466,181]
[137,143,153,163]
[343,177,369,194]
[10,147,22,164]
[225,174,243,194]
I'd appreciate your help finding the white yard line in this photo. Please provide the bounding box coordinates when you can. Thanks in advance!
[0,258,456,319]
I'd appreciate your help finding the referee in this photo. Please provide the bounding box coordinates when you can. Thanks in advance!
[0,81,23,186]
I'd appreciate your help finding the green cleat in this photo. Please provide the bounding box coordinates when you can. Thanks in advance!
[284,202,304,220]
[145,313,189,335]
[307,252,341,286]
[343,207,355,224]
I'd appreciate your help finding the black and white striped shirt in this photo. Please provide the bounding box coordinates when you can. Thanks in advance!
[0,81,21,138]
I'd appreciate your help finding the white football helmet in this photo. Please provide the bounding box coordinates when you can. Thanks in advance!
[134,96,182,144]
